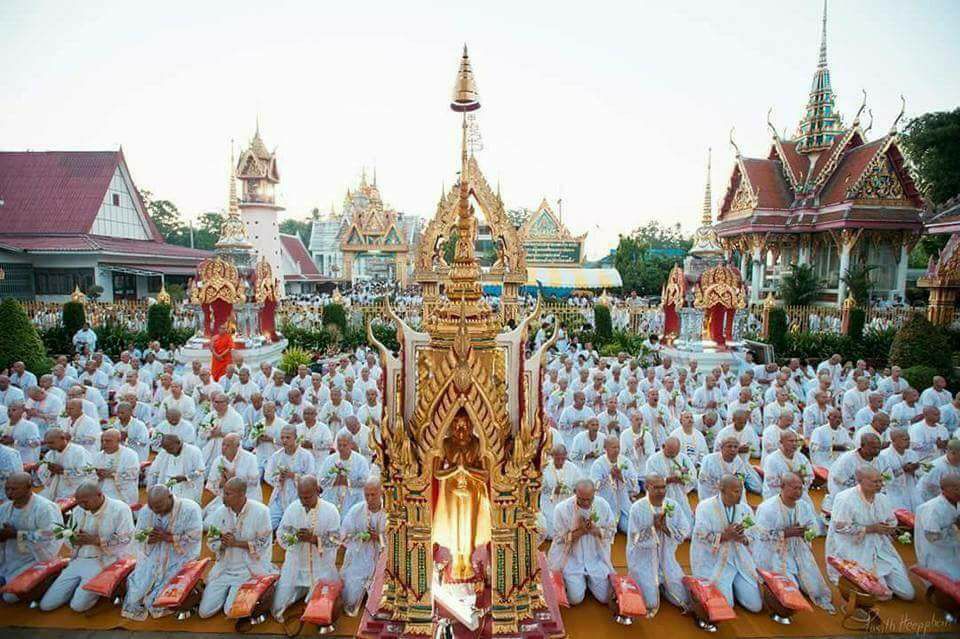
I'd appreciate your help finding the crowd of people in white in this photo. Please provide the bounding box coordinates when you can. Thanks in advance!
[0,329,958,624]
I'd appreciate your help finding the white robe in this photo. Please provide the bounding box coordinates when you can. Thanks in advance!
[121,498,202,620]
[876,446,920,512]
[825,486,912,596]
[753,496,834,610]
[569,431,605,474]
[0,445,23,503]
[158,394,196,424]
[245,416,286,471]
[917,455,960,504]
[914,494,960,580]
[0,494,63,587]
[38,443,93,501]
[761,450,815,506]
[300,422,334,467]
[67,496,135,565]
[908,422,949,462]
[147,444,205,503]
[589,455,637,526]
[626,496,690,613]
[197,408,245,475]
[317,400,354,431]
[115,417,151,462]
[318,452,370,515]
[203,449,262,521]
[264,447,316,515]
[64,414,101,456]
[670,427,709,467]
[809,424,853,469]
[205,500,275,584]
[823,450,878,512]
[2,418,41,465]
[274,499,340,611]
[152,420,198,450]
[697,452,761,503]
[690,496,759,602]
[92,446,141,506]
[557,405,594,448]
[339,501,387,612]
[619,425,656,474]
[712,425,759,464]
[645,451,697,524]
[540,461,582,540]
[547,495,615,579]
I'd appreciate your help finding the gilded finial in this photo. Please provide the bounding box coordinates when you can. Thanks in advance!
[767,108,778,140]
[852,89,867,126]
[228,141,239,218]
[890,95,906,134]
[729,127,741,158]
[818,0,829,68]
[450,44,480,113]
[157,283,171,305]
[763,291,777,310]
[842,292,856,310]
[863,108,874,135]
[71,285,86,304]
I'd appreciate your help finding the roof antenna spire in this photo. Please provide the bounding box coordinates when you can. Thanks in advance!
[852,89,867,126]
[818,0,828,68]
[729,127,742,158]
[767,108,778,140]
[702,148,713,226]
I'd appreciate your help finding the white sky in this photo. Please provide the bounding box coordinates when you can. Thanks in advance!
[2,0,958,258]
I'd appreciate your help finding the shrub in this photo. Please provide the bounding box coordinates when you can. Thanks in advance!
[593,304,613,344]
[889,314,953,375]
[767,308,789,356]
[323,303,348,336]
[165,283,186,303]
[40,325,73,358]
[147,303,173,342]
[86,284,104,301]
[779,264,823,306]
[279,346,313,376]
[94,322,149,360]
[62,301,86,337]
[846,307,866,340]
[902,365,940,392]
[0,298,52,375]
[841,263,875,306]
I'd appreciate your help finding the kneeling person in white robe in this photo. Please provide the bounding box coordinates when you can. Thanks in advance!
[547,479,616,605]
[147,434,205,504]
[914,474,960,580]
[825,467,914,600]
[753,473,835,612]
[626,474,690,615]
[199,478,275,618]
[203,434,262,523]
[699,437,762,503]
[540,444,581,540]
[39,481,134,612]
[318,432,370,516]
[122,485,202,620]
[340,478,387,615]
[690,475,762,612]
[271,475,340,622]
[590,435,638,533]
[645,437,697,525]
[0,473,64,601]
[92,428,141,507]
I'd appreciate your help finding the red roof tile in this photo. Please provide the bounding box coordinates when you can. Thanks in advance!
[0,151,123,234]
[280,233,320,276]
[741,159,792,209]
[778,140,809,186]
[0,233,209,261]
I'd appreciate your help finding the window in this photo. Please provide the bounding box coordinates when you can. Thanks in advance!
[34,268,95,295]
[112,193,121,206]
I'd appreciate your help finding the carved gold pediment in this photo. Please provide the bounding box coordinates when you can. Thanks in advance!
[192,257,246,305]
[693,264,746,310]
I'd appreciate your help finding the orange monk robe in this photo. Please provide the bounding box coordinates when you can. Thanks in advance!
[210,332,234,381]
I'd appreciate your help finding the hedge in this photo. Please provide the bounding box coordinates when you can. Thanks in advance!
[147,303,173,342]
[62,301,86,338]
[847,307,866,340]
[0,299,52,375]
[902,365,940,392]
[593,305,613,343]
[767,308,789,356]
[889,314,953,376]
[323,303,348,336]
[775,327,897,367]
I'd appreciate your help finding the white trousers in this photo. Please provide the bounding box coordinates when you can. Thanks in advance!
[271,583,309,621]
[197,577,244,618]
[39,558,103,612]
[563,570,610,605]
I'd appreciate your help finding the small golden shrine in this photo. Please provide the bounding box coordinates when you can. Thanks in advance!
[359,46,563,639]
[918,233,960,326]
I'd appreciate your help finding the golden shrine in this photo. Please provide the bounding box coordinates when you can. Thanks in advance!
[415,49,527,326]
[358,46,564,639]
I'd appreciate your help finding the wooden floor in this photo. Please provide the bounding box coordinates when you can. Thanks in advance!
[2,481,953,638]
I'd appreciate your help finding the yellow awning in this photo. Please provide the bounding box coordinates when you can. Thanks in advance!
[525,267,622,290]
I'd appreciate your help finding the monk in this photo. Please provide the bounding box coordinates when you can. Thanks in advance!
[210,323,234,383]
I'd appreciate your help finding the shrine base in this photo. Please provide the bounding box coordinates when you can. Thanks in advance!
[357,553,565,639]
[177,336,287,368]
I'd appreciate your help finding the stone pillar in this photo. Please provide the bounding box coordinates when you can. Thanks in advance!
[739,250,749,278]
[836,244,851,307]
[343,253,354,284]
[394,253,407,288]
[750,246,763,304]
[894,241,909,302]
[797,237,810,266]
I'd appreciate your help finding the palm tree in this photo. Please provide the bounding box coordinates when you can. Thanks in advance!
[841,263,876,306]
[779,264,823,306]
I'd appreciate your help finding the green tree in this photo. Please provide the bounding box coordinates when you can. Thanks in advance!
[280,217,313,245]
[779,264,822,306]
[613,221,691,296]
[0,299,51,374]
[140,189,189,246]
[900,108,960,206]
[191,211,226,250]
[841,263,876,306]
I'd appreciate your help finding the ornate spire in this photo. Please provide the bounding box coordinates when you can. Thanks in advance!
[701,147,712,226]
[217,144,253,250]
[797,0,844,153]
[228,143,239,217]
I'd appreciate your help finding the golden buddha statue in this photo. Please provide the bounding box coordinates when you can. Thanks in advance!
[433,413,491,581]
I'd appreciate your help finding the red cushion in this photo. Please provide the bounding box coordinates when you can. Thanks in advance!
[609,573,647,617]
[813,466,829,484]
[757,568,813,612]
[549,570,569,608]
[682,576,737,622]
[0,559,69,597]
[894,508,915,529]
[910,567,960,605]
[154,558,211,608]
[301,580,343,625]
[752,464,764,479]
[827,556,892,599]
[81,557,137,597]
[226,573,279,618]
[56,497,77,514]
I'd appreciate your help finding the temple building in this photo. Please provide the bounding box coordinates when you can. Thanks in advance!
[714,2,924,306]
[236,123,285,295]
[308,171,422,285]
[0,149,209,301]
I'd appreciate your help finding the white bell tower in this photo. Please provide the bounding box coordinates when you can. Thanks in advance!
[236,120,284,296]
